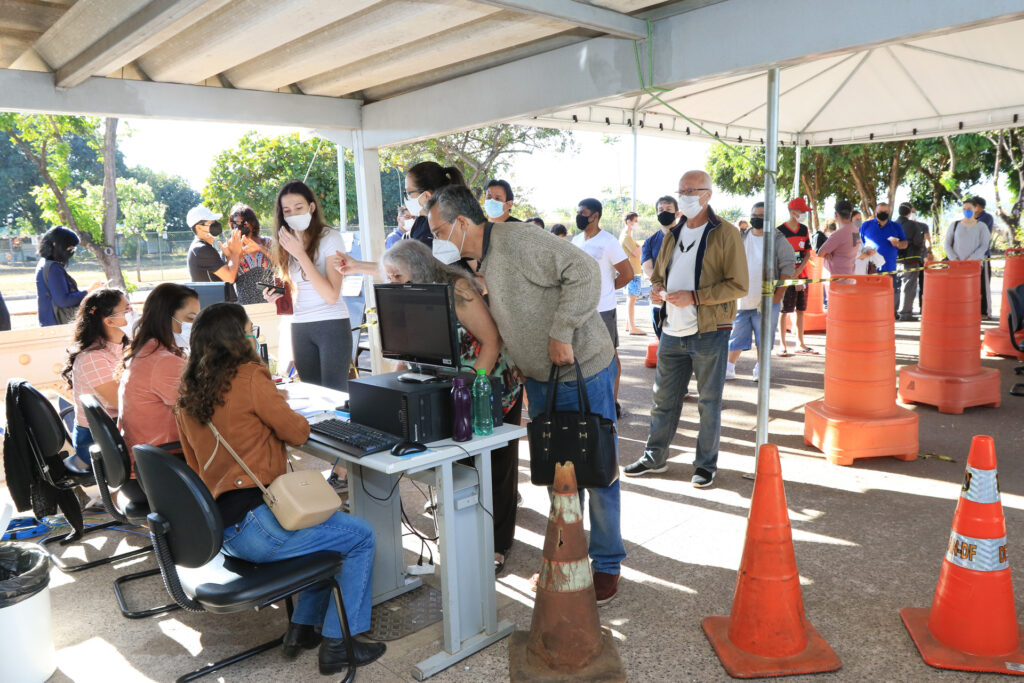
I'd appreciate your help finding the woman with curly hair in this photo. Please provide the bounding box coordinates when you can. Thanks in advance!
[229,203,274,304]
[61,288,133,469]
[175,302,383,673]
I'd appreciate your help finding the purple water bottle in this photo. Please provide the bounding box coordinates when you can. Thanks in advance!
[451,377,472,442]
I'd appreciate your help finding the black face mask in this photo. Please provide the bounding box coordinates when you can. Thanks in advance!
[207,220,223,237]
[657,211,676,226]
[750,217,764,230]
[876,212,889,222]
[575,214,590,230]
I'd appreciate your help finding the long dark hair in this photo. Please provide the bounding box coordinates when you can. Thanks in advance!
[39,226,80,264]
[273,180,329,284]
[62,288,126,389]
[176,303,261,425]
[406,161,466,194]
[124,283,198,365]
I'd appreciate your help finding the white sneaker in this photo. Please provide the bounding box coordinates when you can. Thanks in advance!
[752,362,759,382]
[725,362,737,381]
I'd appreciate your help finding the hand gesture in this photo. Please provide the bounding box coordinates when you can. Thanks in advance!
[240,236,264,255]
[221,228,243,259]
[262,287,283,304]
[549,338,575,366]
[664,289,695,307]
[87,280,104,292]
[278,228,305,258]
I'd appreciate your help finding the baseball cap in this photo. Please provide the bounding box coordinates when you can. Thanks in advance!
[186,205,221,229]
[788,197,811,212]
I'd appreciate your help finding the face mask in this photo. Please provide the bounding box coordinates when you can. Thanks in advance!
[876,211,890,222]
[750,217,765,230]
[206,220,222,237]
[794,212,806,222]
[173,318,193,350]
[575,214,590,230]
[853,218,863,228]
[963,209,974,219]
[679,195,704,220]
[116,310,136,339]
[402,217,415,231]
[405,195,423,216]
[432,218,466,265]
[284,212,312,231]
[657,211,676,226]
[483,199,505,219]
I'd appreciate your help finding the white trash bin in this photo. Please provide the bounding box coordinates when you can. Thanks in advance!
[0,541,56,683]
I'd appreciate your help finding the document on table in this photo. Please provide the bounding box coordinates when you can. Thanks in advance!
[342,275,363,297]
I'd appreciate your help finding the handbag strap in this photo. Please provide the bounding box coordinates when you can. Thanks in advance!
[543,358,592,417]
[204,422,276,504]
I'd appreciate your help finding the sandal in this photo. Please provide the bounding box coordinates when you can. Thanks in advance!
[796,346,819,355]
[494,552,506,576]
[777,350,793,357]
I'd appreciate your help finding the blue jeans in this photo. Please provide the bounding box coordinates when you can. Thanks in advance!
[524,359,625,574]
[641,329,730,473]
[222,505,375,636]
[728,304,780,352]
[651,305,663,339]
[72,423,93,465]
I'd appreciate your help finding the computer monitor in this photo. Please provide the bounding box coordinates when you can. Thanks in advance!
[185,281,235,308]
[374,283,460,371]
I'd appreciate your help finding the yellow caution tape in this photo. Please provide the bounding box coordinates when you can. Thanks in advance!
[918,453,956,462]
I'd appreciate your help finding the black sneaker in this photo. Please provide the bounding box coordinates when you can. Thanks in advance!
[623,460,667,477]
[691,467,716,488]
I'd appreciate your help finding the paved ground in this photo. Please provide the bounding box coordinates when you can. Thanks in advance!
[2,294,1022,682]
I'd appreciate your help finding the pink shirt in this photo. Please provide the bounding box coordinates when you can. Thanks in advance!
[118,339,186,453]
[817,222,861,277]
[72,342,122,425]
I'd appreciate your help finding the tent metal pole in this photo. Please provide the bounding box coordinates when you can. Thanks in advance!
[756,67,780,451]
[631,109,638,211]
[793,145,801,198]
[338,144,348,228]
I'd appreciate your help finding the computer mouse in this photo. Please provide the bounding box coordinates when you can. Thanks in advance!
[391,440,428,456]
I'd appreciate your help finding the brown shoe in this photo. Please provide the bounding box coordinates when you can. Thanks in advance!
[593,572,619,605]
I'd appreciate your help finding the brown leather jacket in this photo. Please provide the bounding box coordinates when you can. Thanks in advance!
[176,362,310,500]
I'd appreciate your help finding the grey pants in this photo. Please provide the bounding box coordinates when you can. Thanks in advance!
[899,265,920,316]
[292,318,353,392]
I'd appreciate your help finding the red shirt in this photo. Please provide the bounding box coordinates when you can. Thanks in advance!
[118,339,186,453]
[777,222,811,278]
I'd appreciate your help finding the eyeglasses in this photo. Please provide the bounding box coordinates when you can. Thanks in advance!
[677,188,710,197]
[250,324,261,340]
[106,306,134,319]
[405,188,425,198]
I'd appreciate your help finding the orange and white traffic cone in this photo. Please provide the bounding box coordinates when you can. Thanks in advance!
[703,444,842,678]
[645,340,659,368]
[509,461,626,682]
[901,435,1024,674]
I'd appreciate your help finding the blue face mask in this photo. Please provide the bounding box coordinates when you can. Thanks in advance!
[483,199,505,219]
[963,208,974,219]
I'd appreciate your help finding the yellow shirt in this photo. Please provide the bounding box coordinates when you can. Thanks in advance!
[620,230,641,274]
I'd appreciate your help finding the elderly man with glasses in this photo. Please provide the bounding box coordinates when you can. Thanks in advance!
[623,170,747,488]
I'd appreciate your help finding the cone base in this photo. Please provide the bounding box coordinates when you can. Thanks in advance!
[509,629,626,682]
[898,365,1002,414]
[702,615,842,678]
[982,327,1024,359]
[786,312,827,333]
[803,400,918,465]
[901,607,1024,675]
[644,341,659,368]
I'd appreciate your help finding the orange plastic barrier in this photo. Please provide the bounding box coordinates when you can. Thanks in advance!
[786,255,826,333]
[901,436,1024,675]
[982,248,1024,359]
[644,340,658,368]
[804,275,918,465]
[703,444,842,678]
[899,261,1000,414]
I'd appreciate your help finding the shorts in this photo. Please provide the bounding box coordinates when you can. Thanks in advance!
[781,285,807,313]
[600,309,619,348]
[728,305,781,352]
[626,275,642,297]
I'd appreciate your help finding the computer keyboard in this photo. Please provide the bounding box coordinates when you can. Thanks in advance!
[309,418,401,457]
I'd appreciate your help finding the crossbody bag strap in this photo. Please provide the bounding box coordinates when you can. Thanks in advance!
[205,422,275,504]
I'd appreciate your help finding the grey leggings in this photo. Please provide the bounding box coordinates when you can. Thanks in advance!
[291,318,352,391]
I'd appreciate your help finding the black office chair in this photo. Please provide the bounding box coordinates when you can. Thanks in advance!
[1007,284,1024,397]
[133,444,357,682]
[6,379,146,572]
[80,395,179,619]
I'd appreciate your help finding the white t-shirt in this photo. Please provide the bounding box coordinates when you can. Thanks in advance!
[663,224,704,337]
[288,228,350,324]
[739,232,764,310]
[572,229,629,312]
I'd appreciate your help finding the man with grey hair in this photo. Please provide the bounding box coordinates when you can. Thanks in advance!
[426,184,626,605]
[623,170,747,488]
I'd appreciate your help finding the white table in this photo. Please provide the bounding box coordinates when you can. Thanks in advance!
[283,381,526,680]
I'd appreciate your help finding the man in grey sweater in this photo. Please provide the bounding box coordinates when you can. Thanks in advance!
[426,185,625,605]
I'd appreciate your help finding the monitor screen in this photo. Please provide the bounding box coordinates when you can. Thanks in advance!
[374,283,460,369]
[185,281,234,308]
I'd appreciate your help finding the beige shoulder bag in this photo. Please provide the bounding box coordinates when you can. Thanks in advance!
[205,423,340,531]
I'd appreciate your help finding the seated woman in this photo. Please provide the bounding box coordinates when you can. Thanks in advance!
[62,288,133,469]
[175,302,384,673]
[118,283,199,455]
[341,239,524,574]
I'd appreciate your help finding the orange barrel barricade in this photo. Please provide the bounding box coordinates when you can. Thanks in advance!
[508,461,625,682]
[804,275,918,465]
[644,340,659,368]
[787,255,827,333]
[982,247,1024,359]
[901,435,1024,674]
[703,444,842,678]
[899,261,1000,414]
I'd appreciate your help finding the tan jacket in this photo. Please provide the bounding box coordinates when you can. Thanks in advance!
[177,362,310,500]
[650,207,748,333]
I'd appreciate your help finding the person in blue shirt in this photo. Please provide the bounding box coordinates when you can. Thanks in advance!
[859,202,907,318]
[35,226,101,327]
[641,195,679,338]
[385,206,414,250]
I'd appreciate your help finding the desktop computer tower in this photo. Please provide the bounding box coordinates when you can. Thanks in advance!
[349,372,454,442]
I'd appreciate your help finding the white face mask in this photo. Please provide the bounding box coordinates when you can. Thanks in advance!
[173,318,193,350]
[432,218,467,265]
[402,217,415,231]
[284,212,312,231]
[794,211,807,222]
[483,199,505,219]
[116,310,136,340]
[405,195,423,216]
[679,194,705,220]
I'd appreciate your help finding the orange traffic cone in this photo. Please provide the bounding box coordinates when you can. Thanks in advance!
[703,444,842,678]
[509,462,626,682]
[899,260,1000,413]
[786,255,827,333]
[901,435,1024,674]
[645,340,659,368]
[983,248,1024,359]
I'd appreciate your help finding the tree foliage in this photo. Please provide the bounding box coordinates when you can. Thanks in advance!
[981,129,1024,245]
[127,166,201,234]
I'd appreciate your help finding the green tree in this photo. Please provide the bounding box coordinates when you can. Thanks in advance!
[127,166,200,234]
[982,129,1024,246]
[905,135,991,235]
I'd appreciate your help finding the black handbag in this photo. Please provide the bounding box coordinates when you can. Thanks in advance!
[527,360,618,488]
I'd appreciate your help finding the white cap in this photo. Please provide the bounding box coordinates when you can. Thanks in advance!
[186,205,221,229]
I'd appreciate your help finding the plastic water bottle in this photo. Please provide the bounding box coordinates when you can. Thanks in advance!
[451,377,472,442]
[472,369,494,436]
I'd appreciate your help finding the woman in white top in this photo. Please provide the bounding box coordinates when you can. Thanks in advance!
[263,181,350,390]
